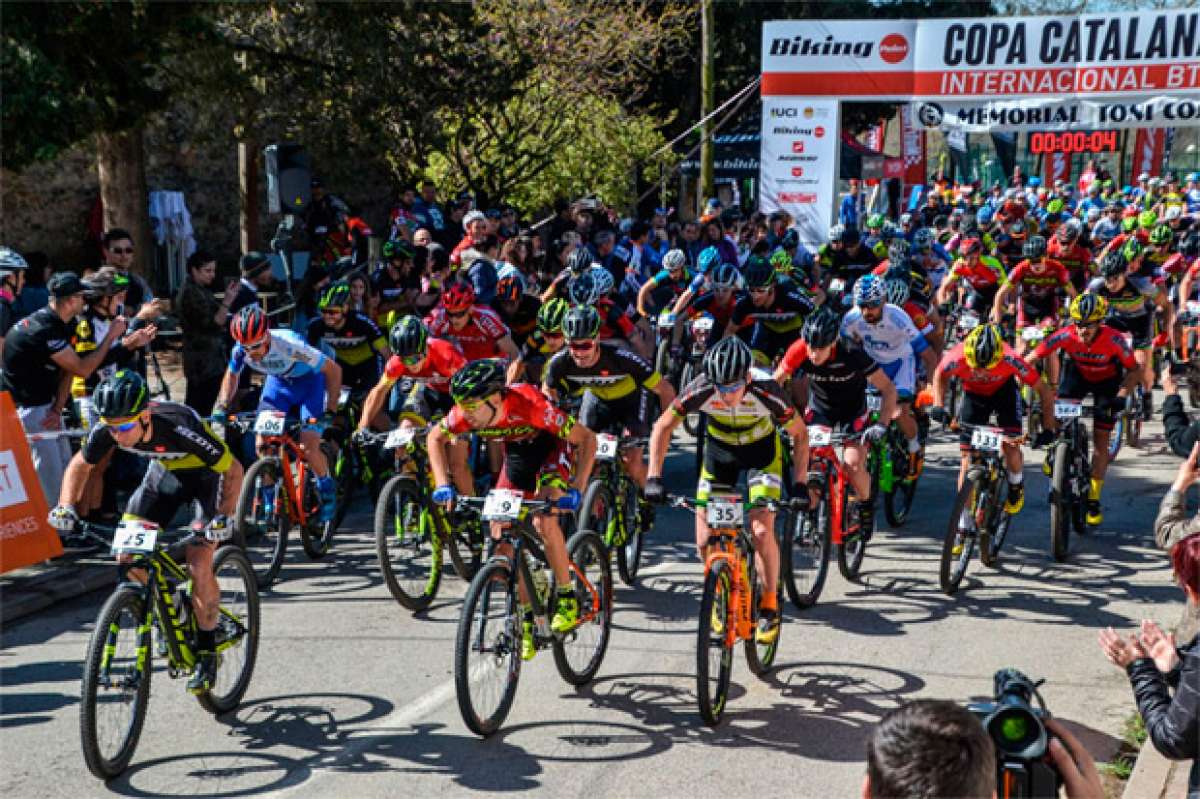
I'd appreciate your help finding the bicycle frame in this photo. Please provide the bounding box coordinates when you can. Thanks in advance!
[259,430,315,528]
[809,438,861,546]
[702,527,754,647]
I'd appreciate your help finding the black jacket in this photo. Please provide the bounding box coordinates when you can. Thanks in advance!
[1126,634,1200,795]
[1163,393,1200,460]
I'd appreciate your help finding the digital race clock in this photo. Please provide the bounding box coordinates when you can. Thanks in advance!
[1029,131,1119,155]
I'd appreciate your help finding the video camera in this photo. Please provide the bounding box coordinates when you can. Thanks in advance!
[969,668,1062,798]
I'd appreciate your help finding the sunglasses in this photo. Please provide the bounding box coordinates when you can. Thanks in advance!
[102,417,140,433]
[542,330,564,340]
[401,354,424,367]
[715,380,746,394]
[109,247,134,255]
[567,339,596,351]
[749,286,772,295]
[1075,321,1100,331]
[448,309,470,318]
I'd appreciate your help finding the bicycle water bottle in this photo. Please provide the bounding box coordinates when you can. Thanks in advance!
[172,581,191,629]
[879,446,895,492]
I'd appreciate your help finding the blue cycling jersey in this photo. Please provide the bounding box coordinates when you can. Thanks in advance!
[229,329,325,379]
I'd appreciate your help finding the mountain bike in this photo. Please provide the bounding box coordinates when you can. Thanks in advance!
[939,424,1023,595]
[454,491,612,737]
[668,491,783,726]
[1109,383,1146,456]
[326,388,387,530]
[863,392,927,528]
[79,520,259,779]
[577,433,648,585]
[794,425,869,595]
[1017,325,1051,438]
[1047,398,1093,562]
[677,314,714,436]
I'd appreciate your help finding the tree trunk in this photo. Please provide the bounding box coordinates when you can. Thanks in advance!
[239,139,260,254]
[96,126,153,283]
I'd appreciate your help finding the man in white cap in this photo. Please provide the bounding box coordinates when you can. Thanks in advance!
[450,209,488,269]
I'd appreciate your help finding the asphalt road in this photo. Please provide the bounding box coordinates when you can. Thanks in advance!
[0,415,1185,798]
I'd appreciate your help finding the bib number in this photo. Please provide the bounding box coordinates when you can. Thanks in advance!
[338,387,351,406]
[111,520,159,554]
[958,311,981,331]
[692,316,714,333]
[481,489,523,521]
[706,495,744,529]
[1054,400,1083,419]
[254,411,286,436]
[658,311,676,329]
[866,394,882,412]
[1187,301,1200,317]
[385,428,415,449]
[1020,326,1045,342]
[596,433,619,461]
[809,425,833,446]
[970,427,1003,452]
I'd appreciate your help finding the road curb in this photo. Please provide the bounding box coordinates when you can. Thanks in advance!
[1122,739,1178,799]
[0,563,114,628]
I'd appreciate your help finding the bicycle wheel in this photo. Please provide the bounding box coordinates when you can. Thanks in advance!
[980,504,1010,569]
[836,491,866,581]
[233,457,288,588]
[654,338,672,383]
[578,480,615,549]
[696,559,734,727]
[331,443,355,530]
[615,477,643,585]
[374,476,441,611]
[299,443,339,559]
[553,531,613,686]
[782,490,831,610]
[454,561,521,737]
[744,557,781,676]
[196,547,260,714]
[1126,400,1142,448]
[1049,442,1072,562]
[446,510,484,581]
[940,479,980,595]
[883,476,916,527]
[680,361,701,436]
[80,586,152,779]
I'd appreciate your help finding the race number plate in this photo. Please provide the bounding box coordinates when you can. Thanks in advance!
[866,394,882,412]
[111,520,159,554]
[706,495,744,528]
[1021,326,1045,342]
[828,278,846,294]
[809,425,833,446]
[1054,400,1083,419]
[481,489,524,521]
[1188,301,1200,317]
[254,411,286,436]
[339,387,351,406]
[385,428,415,449]
[596,433,619,460]
[971,427,1003,452]
[692,316,714,332]
[658,311,676,329]
[958,311,981,331]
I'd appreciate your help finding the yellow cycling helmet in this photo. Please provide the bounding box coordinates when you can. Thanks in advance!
[964,323,1004,370]
[1069,292,1107,325]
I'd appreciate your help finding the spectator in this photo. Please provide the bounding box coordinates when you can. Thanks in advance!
[1099,532,1200,795]
[0,272,125,504]
[1153,442,1200,640]
[305,177,344,249]
[346,270,378,319]
[412,227,434,248]
[840,178,865,227]
[101,228,158,317]
[291,263,332,335]
[175,250,230,416]
[466,253,499,306]
[227,251,273,321]
[589,230,628,290]
[699,219,737,266]
[12,251,49,321]
[1009,164,1027,188]
[411,179,447,238]
[388,185,419,241]
[544,198,576,253]
[451,210,489,269]
[497,205,520,241]
[0,246,27,349]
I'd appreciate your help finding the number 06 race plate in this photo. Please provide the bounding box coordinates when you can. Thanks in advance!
[254,411,287,436]
[706,495,744,528]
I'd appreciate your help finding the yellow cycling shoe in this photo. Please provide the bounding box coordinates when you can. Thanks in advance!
[1085,498,1103,526]
[755,609,780,645]
[1004,483,1024,515]
[551,592,579,634]
[521,619,536,661]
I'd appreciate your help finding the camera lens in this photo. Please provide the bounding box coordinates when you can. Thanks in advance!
[988,707,1040,754]
[999,713,1029,743]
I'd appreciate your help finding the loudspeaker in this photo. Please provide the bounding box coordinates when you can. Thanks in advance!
[264,143,311,215]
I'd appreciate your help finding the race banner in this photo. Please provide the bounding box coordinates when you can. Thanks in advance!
[899,104,926,184]
[1044,148,1072,187]
[1132,128,1167,177]
[759,98,840,249]
[911,94,1200,132]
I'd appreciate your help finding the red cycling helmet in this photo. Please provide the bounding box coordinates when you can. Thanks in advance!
[441,279,476,313]
[960,237,983,256]
[230,305,269,346]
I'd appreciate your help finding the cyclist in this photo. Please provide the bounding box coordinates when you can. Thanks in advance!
[507,297,568,384]
[841,275,938,475]
[50,370,244,693]
[426,359,598,658]
[929,324,1055,515]
[774,307,898,537]
[672,262,740,349]
[306,280,390,405]
[936,236,1009,319]
[540,246,593,303]
[910,228,952,290]
[884,275,943,358]
[214,305,343,522]
[424,278,518,362]
[372,239,419,321]
[1030,293,1141,525]
[821,225,881,310]
[491,273,540,348]
[0,246,26,350]
[725,256,814,367]
[645,336,807,645]
[635,248,698,319]
[568,267,648,358]
[542,306,674,520]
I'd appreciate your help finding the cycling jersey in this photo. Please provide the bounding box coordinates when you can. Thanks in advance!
[779,338,879,417]
[70,311,137,397]
[229,329,325,379]
[840,304,928,365]
[306,310,386,391]
[542,341,661,402]
[1033,323,1136,382]
[1008,258,1071,324]
[380,337,465,393]
[947,255,1007,292]
[443,382,574,443]
[518,329,559,362]
[687,290,737,329]
[871,262,936,306]
[672,369,794,447]
[491,294,540,347]
[1088,277,1154,320]
[822,246,881,283]
[1046,241,1092,281]
[82,401,233,473]
[424,306,511,361]
[596,296,638,340]
[0,307,77,407]
[937,341,1039,397]
[371,265,416,310]
[729,287,814,333]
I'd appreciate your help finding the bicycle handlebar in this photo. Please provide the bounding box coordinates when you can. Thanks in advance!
[664,493,804,513]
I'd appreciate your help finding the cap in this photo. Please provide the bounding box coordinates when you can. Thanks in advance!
[240,251,272,278]
[463,210,486,230]
[48,271,86,297]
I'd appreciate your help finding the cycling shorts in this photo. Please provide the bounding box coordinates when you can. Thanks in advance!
[126,460,223,529]
[738,324,794,367]
[966,285,1000,317]
[878,357,916,400]
[393,380,454,423]
[260,372,326,431]
[579,389,652,438]
[1105,315,1154,350]
[1016,296,1060,328]
[498,434,572,498]
[958,379,1022,447]
[340,361,383,396]
[1058,359,1123,432]
[698,432,783,505]
[805,404,870,431]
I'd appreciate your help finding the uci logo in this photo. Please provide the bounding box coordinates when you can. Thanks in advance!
[771,107,799,118]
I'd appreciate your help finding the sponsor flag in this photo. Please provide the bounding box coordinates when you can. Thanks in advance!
[1132,128,1166,177]
[0,391,64,573]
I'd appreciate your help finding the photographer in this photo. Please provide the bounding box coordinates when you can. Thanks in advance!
[865,699,1103,798]
[1161,368,1200,460]
[1154,445,1200,639]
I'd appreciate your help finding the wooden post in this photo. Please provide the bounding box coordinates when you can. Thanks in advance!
[239,140,260,253]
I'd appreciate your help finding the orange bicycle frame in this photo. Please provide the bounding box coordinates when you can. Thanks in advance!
[702,531,752,646]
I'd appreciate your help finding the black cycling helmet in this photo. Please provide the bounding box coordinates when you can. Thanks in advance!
[93,369,149,420]
[1098,250,1127,278]
[562,305,601,340]
[802,307,840,349]
[883,263,912,286]
[840,225,861,246]
[1022,235,1047,260]
[566,247,592,275]
[780,229,800,250]
[703,335,753,386]
[389,315,428,358]
[742,256,776,289]
[449,359,506,404]
[82,267,130,300]
[382,239,415,261]
[887,239,911,262]
[710,262,740,291]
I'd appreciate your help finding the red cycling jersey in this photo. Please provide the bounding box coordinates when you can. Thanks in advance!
[1032,323,1137,382]
[902,300,932,334]
[937,341,1039,397]
[948,256,1007,292]
[382,337,466,393]
[596,297,637,340]
[1046,238,1093,286]
[424,306,511,361]
[1007,259,1070,300]
[443,383,574,443]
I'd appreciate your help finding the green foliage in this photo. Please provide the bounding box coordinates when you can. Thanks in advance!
[1099,712,1148,781]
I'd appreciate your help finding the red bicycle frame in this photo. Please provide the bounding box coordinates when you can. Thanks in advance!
[808,438,862,546]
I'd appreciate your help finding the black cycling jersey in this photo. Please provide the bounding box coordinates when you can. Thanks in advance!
[82,401,233,473]
[542,340,661,402]
[492,294,540,347]
[730,287,815,333]
[825,246,881,280]
[780,337,879,415]
[0,306,74,406]
[306,309,386,391]
[371,265,417,307]
[0,297,14,338]
[70,310,137,396]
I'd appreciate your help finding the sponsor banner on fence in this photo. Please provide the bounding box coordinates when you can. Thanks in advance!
[0,391,63,574]
[911,94,1200,132]
[759,98,840,250]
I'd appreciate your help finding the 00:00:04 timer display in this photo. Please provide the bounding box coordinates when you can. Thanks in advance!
[1029,131,1119,154]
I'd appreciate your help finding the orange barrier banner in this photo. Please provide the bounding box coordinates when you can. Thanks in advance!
[0,391,64,573]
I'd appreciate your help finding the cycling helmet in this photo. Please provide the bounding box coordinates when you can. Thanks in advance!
[1121,239,1144,262]
[900,213,914,228]
[389,315,428,358]
[710,262,739,291]
[662,248,687,272]
[866,213,885,232]
[880,222,900,242]
[1058,219,1081,241]
[1008,219,1027,239]
[588,266,615,297]
[562,305,601,340]
[853,274,885,307]
[494,274,523,304]
[884,263,912,286]
[537,297,569,333]
[1181,233,1200,259]
[696,246,720,275]
[441,279,476,313]
[231,304,269,346]
[780,229,800,250]
[1137,210,1158,229]
[840,225,861,246]
[884,278,910,307]
[1098,250,1127,278]
[568,270,600,306]
[702,335,752,386]
[319,280,352,310]
[742,256,776,289]
[1069,292,1108,324]
[828,223,845,242]
[566,247,593,275]
[802,307,841,348]
[960,237,984,257]
[382,239,415,261]
[769,249,792,271]
[449,359,506,404]
[1022,235,1047,260]
[82,267,130,299]
[887,239,911,262]
[93,369,150,420]
[977,207,995,226]
[964,324,1004,370]
[1046,198,1065,214]
[1121,216,1139,233]
[912,229,934,251]
[1149,225,1172,246]
[0,246,29,277]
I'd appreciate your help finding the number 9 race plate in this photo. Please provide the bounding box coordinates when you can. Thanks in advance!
[706,495,744,528]
[481,488,524,521]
